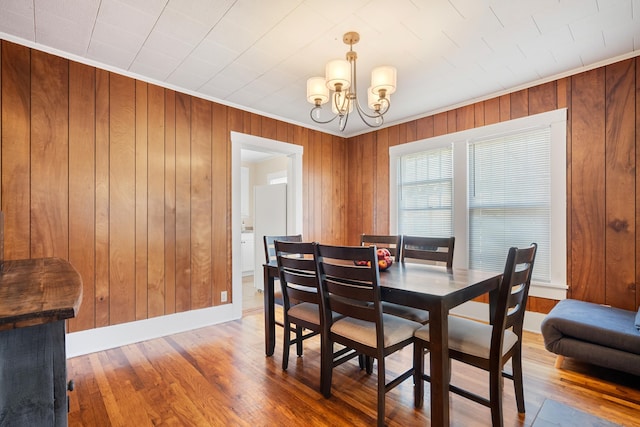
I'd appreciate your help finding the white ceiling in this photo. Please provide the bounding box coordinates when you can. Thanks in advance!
[0,0,639,136]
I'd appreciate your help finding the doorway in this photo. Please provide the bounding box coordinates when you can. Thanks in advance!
[231,132,303,319]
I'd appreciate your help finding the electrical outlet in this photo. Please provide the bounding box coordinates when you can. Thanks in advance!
[221,291,228,303]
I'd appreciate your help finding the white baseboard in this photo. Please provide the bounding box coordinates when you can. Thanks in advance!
[66,304,240,358]
[67,301,545,359]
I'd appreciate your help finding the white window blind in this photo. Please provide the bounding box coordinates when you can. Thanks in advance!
[468,127,551,282]
[397,146,453,237]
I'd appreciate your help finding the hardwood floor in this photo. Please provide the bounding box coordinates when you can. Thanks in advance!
[67,310,640,426]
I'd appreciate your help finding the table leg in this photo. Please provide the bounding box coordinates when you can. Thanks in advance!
[263,265,276,356]
[429,304,450,427]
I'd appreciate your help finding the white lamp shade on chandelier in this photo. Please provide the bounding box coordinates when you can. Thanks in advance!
[306,76,329,105]
[306,31,397,131]
[371,66,397,96]
[325,59,351,91]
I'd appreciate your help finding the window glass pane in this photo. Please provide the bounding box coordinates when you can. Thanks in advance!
[398,146,453,237]
[468,127,551,282]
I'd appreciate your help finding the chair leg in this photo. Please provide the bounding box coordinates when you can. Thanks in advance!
[489,365,504,427]
[282,320,291,371]
[512,347,525,414]
[295,325,303,356]
[321,340,333,398]
[376,356,385,427]
[413,341,424,409]
[366,356,374,375]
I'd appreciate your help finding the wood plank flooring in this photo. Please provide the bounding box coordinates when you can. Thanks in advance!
[67,309,640,426]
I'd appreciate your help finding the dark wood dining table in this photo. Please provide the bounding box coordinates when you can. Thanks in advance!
[262,260,501,427]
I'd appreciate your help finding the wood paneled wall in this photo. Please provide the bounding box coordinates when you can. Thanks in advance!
[1,38,638,331]
[0,40,346,332]
[346,57,640,313]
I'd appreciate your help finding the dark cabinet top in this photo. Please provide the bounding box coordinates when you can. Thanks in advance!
[0,257,82,329]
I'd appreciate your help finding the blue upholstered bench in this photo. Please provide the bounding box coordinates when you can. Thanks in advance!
[540,299,640,376]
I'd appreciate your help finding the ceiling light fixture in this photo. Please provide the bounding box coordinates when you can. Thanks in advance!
[306,31,397,132]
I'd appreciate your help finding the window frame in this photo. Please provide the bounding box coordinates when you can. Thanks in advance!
[389,108,567,300]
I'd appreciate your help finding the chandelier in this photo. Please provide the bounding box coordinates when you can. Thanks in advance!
[306,31,397,132]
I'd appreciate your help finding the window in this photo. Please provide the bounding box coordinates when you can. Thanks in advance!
[390,109,567,298]
[268,170,287,185]
[398,146,453,237]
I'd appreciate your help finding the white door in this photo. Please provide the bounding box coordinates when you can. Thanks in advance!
[253,183,287,290]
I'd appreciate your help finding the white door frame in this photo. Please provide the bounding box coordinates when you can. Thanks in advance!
[230,131,303,319]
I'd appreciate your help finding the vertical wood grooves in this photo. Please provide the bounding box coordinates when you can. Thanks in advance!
[347,59,639,314]
[0,40,348,332]
[1,39,639,335]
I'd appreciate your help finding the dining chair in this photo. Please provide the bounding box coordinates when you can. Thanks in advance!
[401,235,455,269]
[413,243,537,427]
[380,236,456,325]
[275,240,321,371]
[276,240,360,390]
[360,234,402,260]
[315,244,421,427]
[264,235,303,335]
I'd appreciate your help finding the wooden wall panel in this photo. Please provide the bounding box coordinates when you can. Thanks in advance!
[108,74,136,325]
[68,62,96,333]
[333,135,347,244]
[147,85,166,317]
[434,112,448,136]
[190,97,212,310]
[529,82,557,115]
[95,69,110,328]
[135,81,149,320]
[175,92,192,313]
[211,103,229,305]
[344,53,639,314]
[321,133,333,243]
[474,102,485,128]
[0,41,350,332]
[361,133,375,238]
[457,104,475,131]
[570,69,606,303]
[312,130,323,241]
[1,41,30,259]
[165,90,177,313]
[499,94,511,121]
[416,116,434,140]
[637,57,640,311]
[375,128,390,234]
[3,39,639,331]
[510,89,529,119]
[346,135,361,245]
[484,97,500,125]
[604,60,636,309]
[30,50,69,259]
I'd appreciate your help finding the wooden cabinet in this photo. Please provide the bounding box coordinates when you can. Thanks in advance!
[241,232,254,275]
[0,257,82,426]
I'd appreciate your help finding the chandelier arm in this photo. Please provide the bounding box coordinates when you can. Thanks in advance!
[352,96,389,120]
[309,107,341,125]
[353,101,384,128]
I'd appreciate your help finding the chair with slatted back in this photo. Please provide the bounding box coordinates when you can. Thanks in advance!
[413,243,537,427]
[276,240,359,391]
[360,234,402,260]
[379,236,455,325]
[401,235,455,269]
[315,244,421,427]
[275,240,321,372]
[264,235,303,351]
